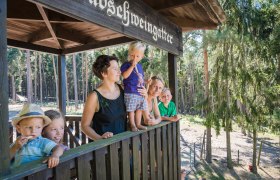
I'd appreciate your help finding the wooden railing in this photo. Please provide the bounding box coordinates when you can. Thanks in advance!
[4,118,181,180]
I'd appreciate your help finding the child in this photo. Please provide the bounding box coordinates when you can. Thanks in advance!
[121,41,150,131]
[42,110,69,151]
[158,88,179,122]
[9,103,64,168]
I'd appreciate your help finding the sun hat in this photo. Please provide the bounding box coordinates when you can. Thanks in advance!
[12,103,52,127]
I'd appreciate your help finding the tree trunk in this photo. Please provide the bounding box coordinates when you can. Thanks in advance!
[85,52,88,100]
[252,128,258,173]
[52,55,59,107]
[26,50,32,103]
[73,54,78,110]
[180,87,185,113]
[82,53,85,103]
[12,75,16,101]
[189,62,194,112]
[203,40,212,163]
[34,53,37,102]
[226,118,233,169]
[39,53,43,104]
[66,69,70,109]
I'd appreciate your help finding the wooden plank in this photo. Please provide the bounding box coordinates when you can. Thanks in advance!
[167,124,173,180]
[27,170,49,180]
[0,0,10,176]
[63,37,134,55]
[55,161,70,180]
[75,119,80,145]
[154,0,195,11]
[149,130,156,180]
[82,131,87,144]
[172,122,178,180]
[121,139,130,180]
[69,121,74,148]
[132,136,140,180]
[77,153,92,180]
[162,126,168,180]
[94,147,107,180]
[168,53,178,107]
[156,127,162,180]
[27,0,183,55]
[141,132,148,180]
[58,54,66,115]
[176,121,181,179]
[29,26,98,44]
[7,39,61,54]
[7,0,82,23]
[109,143,120,180]
[36,4,62,48]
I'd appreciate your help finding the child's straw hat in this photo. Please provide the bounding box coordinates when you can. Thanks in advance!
[12,103,52,127]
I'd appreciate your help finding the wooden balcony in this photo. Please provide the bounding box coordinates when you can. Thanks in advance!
[4,116,181,180]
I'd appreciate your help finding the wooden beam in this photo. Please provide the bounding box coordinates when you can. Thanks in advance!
[62,37,134,55]
[28,28,52,43]
[29,26,98,44]
[27,0,182,56]
[166,16,217,31]
[154,0,196,11]
[168,53,178,107]
[0,0,11,176]
[8,39,62,54]
[8,0,81,23]
[58,54,66,115]
[36,4,62,48]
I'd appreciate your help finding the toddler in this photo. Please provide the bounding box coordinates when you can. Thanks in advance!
[121,42,150,131]
[9,103,64,168]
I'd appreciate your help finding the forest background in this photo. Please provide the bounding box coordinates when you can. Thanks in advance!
[7,0,279,176]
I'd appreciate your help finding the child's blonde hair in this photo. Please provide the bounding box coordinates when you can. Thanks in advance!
[128,41,146,54]
[161,87,171,94]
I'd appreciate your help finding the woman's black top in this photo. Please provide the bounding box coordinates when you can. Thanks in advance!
[91,84,127,135]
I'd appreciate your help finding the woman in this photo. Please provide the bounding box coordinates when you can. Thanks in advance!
[81,55,127,140]
[143,76,165,126]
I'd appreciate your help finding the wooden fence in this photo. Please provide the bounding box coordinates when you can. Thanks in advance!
[4,116,181,180]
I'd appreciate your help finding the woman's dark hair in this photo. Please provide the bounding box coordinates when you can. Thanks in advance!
[92,55,119,79]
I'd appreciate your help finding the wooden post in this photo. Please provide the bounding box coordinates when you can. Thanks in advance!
[0,0,10,176]
[193,143,196,166]
[200,130,206,159]
[168,53,178,106]
[237,150,239,165]
[257,141,263,166]
[58,54,66,115]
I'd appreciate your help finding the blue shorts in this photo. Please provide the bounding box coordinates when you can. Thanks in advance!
[124,93,148,112]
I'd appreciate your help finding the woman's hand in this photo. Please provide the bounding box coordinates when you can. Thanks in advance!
[101,132,113,139]
[138,86,148,98]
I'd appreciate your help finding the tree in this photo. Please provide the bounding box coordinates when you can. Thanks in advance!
[26,50,33,103]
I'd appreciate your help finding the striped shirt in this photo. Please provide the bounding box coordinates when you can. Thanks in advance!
[11,136,57,168]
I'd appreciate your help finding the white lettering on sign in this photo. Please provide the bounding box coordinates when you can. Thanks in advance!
[88,0,174,44]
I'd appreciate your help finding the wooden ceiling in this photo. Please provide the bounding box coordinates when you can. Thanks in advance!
[7,0,225,53]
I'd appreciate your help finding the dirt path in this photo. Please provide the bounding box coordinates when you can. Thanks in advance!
[180,117,280,179]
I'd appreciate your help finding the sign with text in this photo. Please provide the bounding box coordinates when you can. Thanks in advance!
[29,0,183,55]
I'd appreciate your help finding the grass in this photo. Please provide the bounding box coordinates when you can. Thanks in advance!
[186,161,225,180]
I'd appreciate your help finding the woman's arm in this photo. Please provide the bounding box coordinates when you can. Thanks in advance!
[152,98,162,125]
[144,97,161,126]
[81,92,103,141]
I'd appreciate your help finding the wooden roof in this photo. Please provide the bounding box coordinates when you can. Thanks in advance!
[7,0,225,53]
